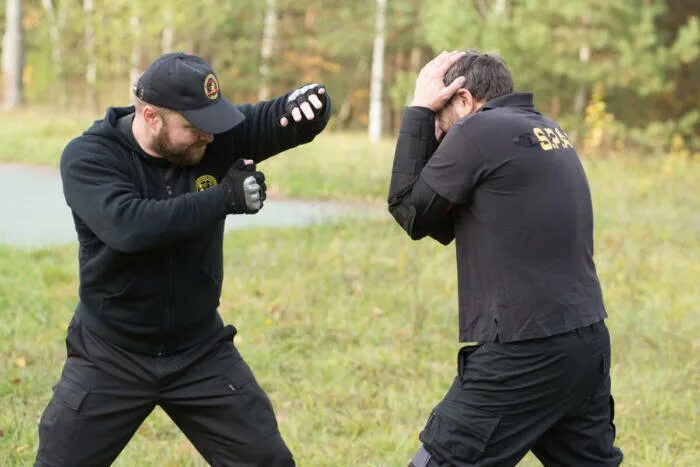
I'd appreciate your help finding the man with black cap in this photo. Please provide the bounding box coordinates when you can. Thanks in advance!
[34,52,330,466]
[388,50,623,466]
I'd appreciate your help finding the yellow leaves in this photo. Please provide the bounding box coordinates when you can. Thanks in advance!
[583,82,617,155]
[667,133,699,161]
[637,177,651,198]
[14,356,26,368]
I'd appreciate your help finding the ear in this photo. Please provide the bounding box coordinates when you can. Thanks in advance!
[451,88,477,117]
[141,105,163,131]
[454,88,476,110]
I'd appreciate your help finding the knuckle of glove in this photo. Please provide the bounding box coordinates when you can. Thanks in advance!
[233,158,255,171]
[287,84,325,107]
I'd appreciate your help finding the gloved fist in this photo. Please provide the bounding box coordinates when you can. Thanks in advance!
[220,159,266,214]
[279,83,327,127]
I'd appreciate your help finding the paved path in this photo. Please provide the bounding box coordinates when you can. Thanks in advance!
[0,164,383,247]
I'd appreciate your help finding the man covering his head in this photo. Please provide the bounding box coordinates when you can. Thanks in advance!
[388,49,623,466]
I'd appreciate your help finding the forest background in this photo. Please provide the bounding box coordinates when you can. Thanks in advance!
[1,0,699,155]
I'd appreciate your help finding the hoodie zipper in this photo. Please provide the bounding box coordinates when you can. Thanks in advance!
[158,169,175,356]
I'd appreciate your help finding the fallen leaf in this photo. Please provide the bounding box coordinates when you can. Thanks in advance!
[14,357,26,368]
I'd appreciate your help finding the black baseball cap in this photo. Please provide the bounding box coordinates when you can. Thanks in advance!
[133,52,245,134]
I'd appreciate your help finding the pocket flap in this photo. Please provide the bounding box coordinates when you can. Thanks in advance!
[53,379,89,411]
[420,400,501,463]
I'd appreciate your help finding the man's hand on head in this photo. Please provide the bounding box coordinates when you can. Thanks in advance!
[410,51,466,113]
[279,84,327,127]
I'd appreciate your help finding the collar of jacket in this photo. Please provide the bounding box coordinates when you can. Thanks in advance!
[479,92,534,111]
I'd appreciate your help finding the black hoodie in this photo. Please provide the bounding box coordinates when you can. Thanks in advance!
[60,93,330,355]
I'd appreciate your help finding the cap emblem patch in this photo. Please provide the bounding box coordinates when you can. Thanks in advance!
[204,74,220,100]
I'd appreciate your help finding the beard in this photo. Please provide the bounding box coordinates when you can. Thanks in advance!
[152,125,208,167]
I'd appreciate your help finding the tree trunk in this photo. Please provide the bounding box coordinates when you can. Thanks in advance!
[41,0,67,106]
[129,15,142,104]
[258,0,277,101]
[368,0,387,144]
[3,0,23,110]
[162,7,174,53]
[571,43,590,144]
[84,0,98,112]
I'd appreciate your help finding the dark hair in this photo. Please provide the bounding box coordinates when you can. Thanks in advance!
[443,49,513,102]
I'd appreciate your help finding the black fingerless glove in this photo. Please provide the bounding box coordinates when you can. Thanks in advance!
[220,159,267,214]
[279,83,328,125]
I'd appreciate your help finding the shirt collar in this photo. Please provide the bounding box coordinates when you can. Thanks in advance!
[479,92,534,111]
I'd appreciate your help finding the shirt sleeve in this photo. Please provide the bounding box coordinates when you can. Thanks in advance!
[419,125,488,205]
[387,106,454,245]
[61,140,230,253]
[214,91,332,166]
[411,176,454,244]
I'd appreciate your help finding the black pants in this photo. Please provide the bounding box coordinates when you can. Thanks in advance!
[411,321,623,466]
[34,318,294,466]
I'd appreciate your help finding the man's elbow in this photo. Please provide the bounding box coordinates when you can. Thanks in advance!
[387,203,427,241]
[97,226,156,254]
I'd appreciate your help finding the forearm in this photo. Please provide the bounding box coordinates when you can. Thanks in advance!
[387,106,438,203]
[221,91,332,164]
[62,159,230,253]
[388,107,454,244]
[389,177,454,245]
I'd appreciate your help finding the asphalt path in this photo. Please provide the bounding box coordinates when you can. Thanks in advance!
[0,164,382,247]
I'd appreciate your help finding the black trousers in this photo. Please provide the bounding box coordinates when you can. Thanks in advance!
[411,321,623,467]
[34,318,294,466]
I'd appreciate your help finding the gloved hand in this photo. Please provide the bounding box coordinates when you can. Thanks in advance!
[220,159,266,214]
[279,83,327,127]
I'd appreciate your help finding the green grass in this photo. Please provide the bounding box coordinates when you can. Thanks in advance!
[0,121,698,464]
[0,108,97,168]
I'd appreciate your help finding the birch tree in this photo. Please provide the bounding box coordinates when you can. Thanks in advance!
[84,0,98,112]
[2,0,23,110]
[129,14,142,103]
[162,6,175,54]
[368,0,387,143]
[258,0,277,101]
[40,0,67,106]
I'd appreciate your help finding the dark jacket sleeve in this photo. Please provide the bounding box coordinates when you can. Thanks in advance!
[387,106,454,245]
[61,139,231,253]
[216,91,332,164]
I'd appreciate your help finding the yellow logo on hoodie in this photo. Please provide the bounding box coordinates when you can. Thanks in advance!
[195,175,217,192]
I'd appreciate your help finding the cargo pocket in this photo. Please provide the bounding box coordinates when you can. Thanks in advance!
[217,359,280,443]
[608,394,617,439]
[419,400,501,464]
[37,378,90,463]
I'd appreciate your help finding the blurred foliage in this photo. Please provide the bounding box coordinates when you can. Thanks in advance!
[3,0,699,154]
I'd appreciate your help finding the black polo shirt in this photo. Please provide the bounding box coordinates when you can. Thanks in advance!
[420,92,607,343]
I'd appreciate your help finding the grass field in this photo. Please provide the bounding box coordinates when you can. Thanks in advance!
[0,111,698,465]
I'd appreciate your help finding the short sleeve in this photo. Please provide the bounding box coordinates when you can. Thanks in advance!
[420,126,487,205]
